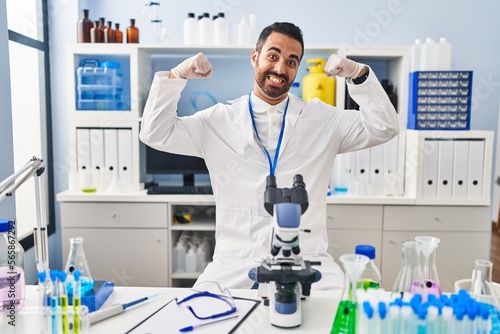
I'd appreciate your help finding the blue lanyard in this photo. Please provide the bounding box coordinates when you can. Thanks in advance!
[248,93,290,176]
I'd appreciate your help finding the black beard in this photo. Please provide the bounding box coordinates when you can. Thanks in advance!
[254,66,293,98]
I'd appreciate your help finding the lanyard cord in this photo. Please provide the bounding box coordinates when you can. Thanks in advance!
[248,93,290,176]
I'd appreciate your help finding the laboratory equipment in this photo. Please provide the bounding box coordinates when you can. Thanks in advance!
[290,82,302,98]
[248,175,322,328]
[331,253,369,334]
[77,9,93,43]
[173,241,186,272]
[0,219,25,309]
[65,237,94,296]
[392,240,426,300]
[302,58,335,105]
[179,315,239,332]
[438,37,452,70]
[470,259,500,308]
[214,13,229,45]
[89,293,161,324]
[126,19,139,43]
[114,23,123,43]
[90,18,105,43]
[104,21,115,43]
[183,13,198,45]
[420,37,439,71]
[355,244,381,289]
[199,13,213,45]
[415,236,441,297]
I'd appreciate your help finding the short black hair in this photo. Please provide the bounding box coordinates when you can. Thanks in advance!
[255,22,304,61]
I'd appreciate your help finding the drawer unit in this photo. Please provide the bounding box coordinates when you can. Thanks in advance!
[61,202,168,228]
[326,204,383,229]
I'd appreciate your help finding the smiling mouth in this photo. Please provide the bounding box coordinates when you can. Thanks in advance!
[268,75,285,85]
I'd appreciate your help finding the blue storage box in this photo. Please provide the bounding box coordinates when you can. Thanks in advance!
[76,59,124,111]
[407,71,473,130]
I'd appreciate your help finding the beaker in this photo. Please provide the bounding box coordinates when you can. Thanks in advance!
[415,236,441,297]
[470,259,499,308]
[392,240,426,300]
[65,237,94,296]
[331,254,369,334]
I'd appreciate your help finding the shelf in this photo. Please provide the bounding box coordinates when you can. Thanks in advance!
[171,222,215,231]
[171,272,203,279]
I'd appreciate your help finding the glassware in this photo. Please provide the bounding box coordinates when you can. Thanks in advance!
[469,260,499,307]
[392,240,426,300]
[77,9,93,43]
[331,254,369,334]
[104,21,115,43]
[65,237,94,296]
[126,19,139,43]
[0,219,25,309]
[415,236,441,297]
[355,244,381,289]
[90,18,104,43]
[114,23,123,43]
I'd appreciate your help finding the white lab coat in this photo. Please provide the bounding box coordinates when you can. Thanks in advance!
[140,69,399,290]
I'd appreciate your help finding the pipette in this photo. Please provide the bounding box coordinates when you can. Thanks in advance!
[89,293,162,324]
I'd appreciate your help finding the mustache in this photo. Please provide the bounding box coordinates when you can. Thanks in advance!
[265,70,289,83]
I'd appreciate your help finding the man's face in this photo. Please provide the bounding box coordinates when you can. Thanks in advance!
[251,32,302,105]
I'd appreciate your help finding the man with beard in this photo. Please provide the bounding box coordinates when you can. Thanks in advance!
[140,22,399,290]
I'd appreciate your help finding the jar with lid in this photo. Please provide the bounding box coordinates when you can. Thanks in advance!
[77,9,93,43]
[126,19,139,44]
[355,244,381,289]
[0,219,26,309]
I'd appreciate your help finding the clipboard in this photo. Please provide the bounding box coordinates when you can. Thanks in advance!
[125,293,260,334]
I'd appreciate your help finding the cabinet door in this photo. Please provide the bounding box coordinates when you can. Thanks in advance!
[62,228,169,287]
[327,229,382,269]
[381,231,490,292]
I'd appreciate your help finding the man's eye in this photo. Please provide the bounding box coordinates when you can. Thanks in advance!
[268,54,276,60]
[288,60,297,67]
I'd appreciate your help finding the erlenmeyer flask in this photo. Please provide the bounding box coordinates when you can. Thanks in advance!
[415,236,441,297]
[65,237,94,296]
[331,254,369,334]
[392,240,426,300]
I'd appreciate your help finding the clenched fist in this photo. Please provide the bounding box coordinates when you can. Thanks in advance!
[324,54,364,79]
[171,52,213,79]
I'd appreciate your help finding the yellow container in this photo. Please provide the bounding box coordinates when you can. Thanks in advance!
[302,58,335,105]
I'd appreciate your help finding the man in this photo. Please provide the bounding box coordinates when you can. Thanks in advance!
[140,22,399,289]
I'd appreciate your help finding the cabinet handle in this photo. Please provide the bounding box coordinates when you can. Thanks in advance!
[434,217,441,222]
[157,238,162,243]
[112,213,117,218]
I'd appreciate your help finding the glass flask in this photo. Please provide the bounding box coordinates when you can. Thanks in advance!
[355,244,381,289]
[415,236,441,297]
[470,259,499,307]
[392,240,426,300]
[65,237,94,296]
[331,254,369,334]
[77,9,93,43]
[0,219,25,309]
[126,19,139,43]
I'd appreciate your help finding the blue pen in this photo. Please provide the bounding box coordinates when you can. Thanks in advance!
[179,314,239,332]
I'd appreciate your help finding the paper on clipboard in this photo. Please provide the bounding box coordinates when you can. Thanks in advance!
[126,292,260,334]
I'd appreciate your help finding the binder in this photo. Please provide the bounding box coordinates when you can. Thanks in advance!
[467,140,485,199]
[117,129,133,186]
[452,140,469,199]
[355,148,370,183]
[104,129,119,172]
[76,128,91,171]
[437,140,454,199]
[421,140,438,198]
[89,129,105,172]
[369,144,385,193]
[384,136,399,194]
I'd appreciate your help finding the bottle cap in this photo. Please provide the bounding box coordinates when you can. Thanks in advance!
[188,13,195,18]
[0,219,13,232]
[292,82,300,87]
[355,244,376,260]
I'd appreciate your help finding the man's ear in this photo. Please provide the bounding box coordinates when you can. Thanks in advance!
[251,49,258,67]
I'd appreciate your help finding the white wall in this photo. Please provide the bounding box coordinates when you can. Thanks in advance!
[48,0,500,271]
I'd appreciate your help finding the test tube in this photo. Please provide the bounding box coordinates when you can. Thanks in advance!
[59,271,70,334]
[73,270,82,334]
[37,271,48,307]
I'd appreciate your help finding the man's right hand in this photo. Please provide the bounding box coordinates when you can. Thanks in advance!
[170,52,213,79]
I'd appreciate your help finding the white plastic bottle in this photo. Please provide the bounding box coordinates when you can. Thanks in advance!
[173,241,186,272]
[196,245,206,271]
[249,13,257,43]
[214,12,229,45]
[185,245,197,273]
[410,38,422,72]
[420,37,439,71]
[438,37,452,70]
[237,18,250,46]
[183,12,198,45]
[199,12,213,45]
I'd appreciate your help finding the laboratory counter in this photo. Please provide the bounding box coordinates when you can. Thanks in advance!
[16,285,341,333]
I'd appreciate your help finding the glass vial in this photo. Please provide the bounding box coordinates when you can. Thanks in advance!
[0,219,25,309]
[114,23,123,43]
[77,9,93,43]
[392,240,426,300]
[355,244,381,289]
[104,21,116,43]
[90,18,105,43]
[470,259,499,308]
[126,19,139,44]
[65,237,94,296]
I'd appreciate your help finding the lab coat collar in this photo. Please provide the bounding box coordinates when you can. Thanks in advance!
[249,92,288,114]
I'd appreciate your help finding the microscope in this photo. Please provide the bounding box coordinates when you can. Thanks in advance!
[248,174,322,328]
